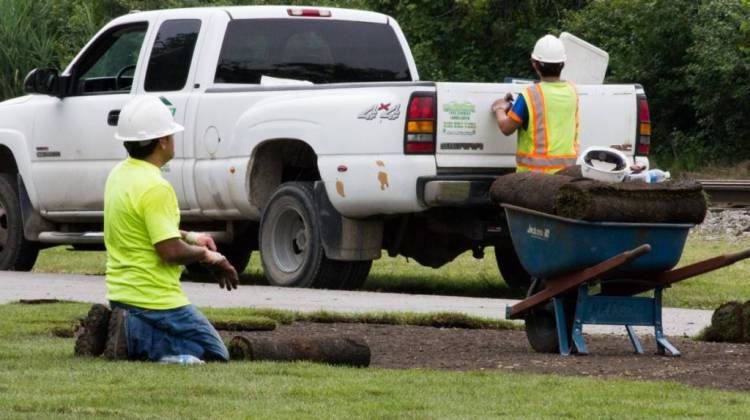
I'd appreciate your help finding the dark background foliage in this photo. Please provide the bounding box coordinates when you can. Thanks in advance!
[1,0,748,168]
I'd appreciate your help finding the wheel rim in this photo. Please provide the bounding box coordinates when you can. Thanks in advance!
[270,205,308,274]
[0,203,7,251]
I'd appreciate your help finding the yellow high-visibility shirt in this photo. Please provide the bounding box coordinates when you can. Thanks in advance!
[104,157,188,309]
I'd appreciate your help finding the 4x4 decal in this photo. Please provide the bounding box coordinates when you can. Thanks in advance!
[358,103,401,121]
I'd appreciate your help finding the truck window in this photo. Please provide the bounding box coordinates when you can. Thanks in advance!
[73,23,148,95]
[215,19,412,84]
[145,19,201,92]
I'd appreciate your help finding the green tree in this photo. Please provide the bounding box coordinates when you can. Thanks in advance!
[684,0,750,162]
[563,0,699,164]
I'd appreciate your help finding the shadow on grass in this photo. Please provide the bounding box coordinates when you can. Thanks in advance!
[362,274,524,299]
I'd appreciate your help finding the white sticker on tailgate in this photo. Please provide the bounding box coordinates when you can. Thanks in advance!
[442,101,476,136]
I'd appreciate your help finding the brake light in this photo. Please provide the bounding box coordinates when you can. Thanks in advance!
[636,95,651,156]
[404,94,436,154]
[287,8,331,17]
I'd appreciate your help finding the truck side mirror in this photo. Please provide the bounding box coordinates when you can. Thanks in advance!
[23,68,61,97]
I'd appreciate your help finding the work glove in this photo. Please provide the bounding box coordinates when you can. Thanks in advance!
[200,250,239,291]
[184,231,217,251]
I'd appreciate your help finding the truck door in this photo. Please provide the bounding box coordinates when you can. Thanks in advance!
[30,22,151,214]
[134,17,205,210]
[30,18,203,215]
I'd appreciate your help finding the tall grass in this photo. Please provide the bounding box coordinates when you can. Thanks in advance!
[0,0,57,100]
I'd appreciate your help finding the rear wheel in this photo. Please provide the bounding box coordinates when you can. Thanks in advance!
[494,239,532,293]
[0,174,39,271]
[260,182,348,289]
[332,260,372,290]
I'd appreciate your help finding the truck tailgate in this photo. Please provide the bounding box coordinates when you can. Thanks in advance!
[435,82,638,170]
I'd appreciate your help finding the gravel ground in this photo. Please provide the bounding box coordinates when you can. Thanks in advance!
[691,209,750,241]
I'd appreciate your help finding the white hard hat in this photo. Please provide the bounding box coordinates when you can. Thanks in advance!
[115,96,184,142]
[531,34,567,64]
[578,147,629,183]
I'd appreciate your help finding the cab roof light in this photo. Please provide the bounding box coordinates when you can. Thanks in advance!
[287,8,332,17]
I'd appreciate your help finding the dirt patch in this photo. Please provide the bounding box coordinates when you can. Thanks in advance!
[224,322,750,392]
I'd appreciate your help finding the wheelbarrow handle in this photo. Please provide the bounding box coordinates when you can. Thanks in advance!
[626,244,652,260]
[649,247,750,289]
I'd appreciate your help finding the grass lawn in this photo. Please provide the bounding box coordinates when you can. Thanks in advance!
[1,302,750,418]
[33,236,750,310]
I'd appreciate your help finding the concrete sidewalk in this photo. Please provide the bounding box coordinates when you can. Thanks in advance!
[0,271,712,337]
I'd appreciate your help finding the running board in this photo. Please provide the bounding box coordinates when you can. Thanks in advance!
[37,231,233,244]
[38,232,104,244]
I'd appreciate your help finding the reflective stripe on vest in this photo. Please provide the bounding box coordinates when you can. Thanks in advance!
[516,81,579,173]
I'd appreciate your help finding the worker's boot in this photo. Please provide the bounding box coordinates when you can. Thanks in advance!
[104,308,129,360]
[74,304,112,357]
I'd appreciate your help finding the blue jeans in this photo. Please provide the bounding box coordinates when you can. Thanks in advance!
[110,301,229,362]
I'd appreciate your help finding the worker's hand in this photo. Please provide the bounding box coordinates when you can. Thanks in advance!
[491,94,513,114]
[194,234,217,251]
[184,231,217,251]
[200,250,239,291]
[212,259,239,291]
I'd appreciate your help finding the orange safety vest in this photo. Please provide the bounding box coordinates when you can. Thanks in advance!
[516,81,579,173]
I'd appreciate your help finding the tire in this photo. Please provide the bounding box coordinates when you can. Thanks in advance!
[259,182,347,289]
[494,239,532,293]
[524,281,576,353]
[333,260,373,290]
[0,174,39,271]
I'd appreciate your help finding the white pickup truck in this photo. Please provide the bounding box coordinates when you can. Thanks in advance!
[0,5,651,291]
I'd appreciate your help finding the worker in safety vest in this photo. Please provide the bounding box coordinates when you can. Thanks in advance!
[74,96,239,362]
[492,34,579,174]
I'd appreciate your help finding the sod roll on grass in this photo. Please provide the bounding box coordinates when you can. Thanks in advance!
[228,335,371,367]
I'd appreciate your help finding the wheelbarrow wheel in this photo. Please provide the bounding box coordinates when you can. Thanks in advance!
[524,281,576,353]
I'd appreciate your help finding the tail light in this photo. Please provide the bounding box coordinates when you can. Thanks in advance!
[404,93,436,154]
[287,8,331,17]
[635,94,651,156]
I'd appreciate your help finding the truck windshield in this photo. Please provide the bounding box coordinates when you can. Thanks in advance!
[215,19,412,84]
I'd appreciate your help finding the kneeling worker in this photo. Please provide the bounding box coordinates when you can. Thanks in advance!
[492,34,579,174]
[75,96,239,362]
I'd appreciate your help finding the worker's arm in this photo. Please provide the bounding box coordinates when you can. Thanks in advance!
[141,185,237,289]
[155,239,239,290]
[492,93,521,136]
[155,238,210,265]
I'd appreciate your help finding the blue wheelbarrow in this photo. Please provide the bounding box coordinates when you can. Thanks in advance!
[502,204,750,356]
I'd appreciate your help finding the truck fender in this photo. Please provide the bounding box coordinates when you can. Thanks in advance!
[314,181,382,261]
[230,101,323,157]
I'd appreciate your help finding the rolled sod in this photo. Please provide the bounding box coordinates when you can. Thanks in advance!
[228,335,371,367]
[490,171,707,224]
[703,301,745,343]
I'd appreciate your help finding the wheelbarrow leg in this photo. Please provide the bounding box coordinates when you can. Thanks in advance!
[552,297,571,356]
[625,326,644,354]
[570,284,588,355]
[653,288,680,356]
